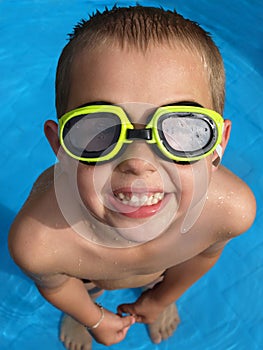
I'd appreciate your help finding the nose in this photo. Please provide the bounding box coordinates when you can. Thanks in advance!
[116,142,157,175]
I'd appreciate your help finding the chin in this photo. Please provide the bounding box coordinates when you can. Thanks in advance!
[105,192,180,244]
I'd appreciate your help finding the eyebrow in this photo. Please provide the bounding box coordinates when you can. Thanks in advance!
[77,100,113,108]
[161,101,204,108]
[77,100,204,109]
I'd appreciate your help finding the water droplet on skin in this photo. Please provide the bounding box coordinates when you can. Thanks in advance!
[78,258,82,271]
[226,191,235,200]
[216,196,225,207]
[181,227,187,234]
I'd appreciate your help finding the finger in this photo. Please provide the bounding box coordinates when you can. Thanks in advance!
[120,324,132,339]
[117,303,135,316]
[116,325,130,342]
[134,315,143,323]
[122,315,136,327]
[115,316,135,342]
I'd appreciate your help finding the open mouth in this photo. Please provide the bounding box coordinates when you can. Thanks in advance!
[108,190,166,219]
[115,191,164,207]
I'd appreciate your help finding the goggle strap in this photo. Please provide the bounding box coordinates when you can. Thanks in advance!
[212,144,223,167]
[212,121,224,166]
[215,144,223,159]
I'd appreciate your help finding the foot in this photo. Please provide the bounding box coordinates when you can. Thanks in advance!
[59,283,103,350]
[147,303,180,344]
[60,314,92,350]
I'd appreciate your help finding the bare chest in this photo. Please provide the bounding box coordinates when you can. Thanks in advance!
[61,221,214,288]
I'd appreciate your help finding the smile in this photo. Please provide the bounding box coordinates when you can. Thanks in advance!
[114,192,164,207]
[107,189,166,219]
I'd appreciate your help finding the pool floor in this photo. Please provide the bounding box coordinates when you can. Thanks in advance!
[0,1,262,349]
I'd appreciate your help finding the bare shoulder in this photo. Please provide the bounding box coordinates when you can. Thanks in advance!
[9,203,53,274]
[8,166,68,281]
[208,165,256,238]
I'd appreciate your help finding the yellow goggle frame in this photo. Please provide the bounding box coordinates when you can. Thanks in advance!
[59,104,224,164]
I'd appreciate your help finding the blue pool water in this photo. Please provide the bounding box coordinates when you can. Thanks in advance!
[0,1,262,349]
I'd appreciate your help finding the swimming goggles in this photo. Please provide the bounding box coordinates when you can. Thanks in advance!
[59,104,224,164]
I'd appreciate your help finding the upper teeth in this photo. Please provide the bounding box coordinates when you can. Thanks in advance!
[115,192,164,207]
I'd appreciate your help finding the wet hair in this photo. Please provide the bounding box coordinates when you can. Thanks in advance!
[55,5,225,117]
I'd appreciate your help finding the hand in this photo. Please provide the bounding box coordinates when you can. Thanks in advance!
[89,308,135,346]
[117,289,166,324]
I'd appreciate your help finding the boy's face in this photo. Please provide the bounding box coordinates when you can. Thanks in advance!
[56,43,218,244]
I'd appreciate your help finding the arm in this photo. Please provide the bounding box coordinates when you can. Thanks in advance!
[118,244,225,324]
[37,276,103,326]
[37,276,135,345]
[8,222,134,346]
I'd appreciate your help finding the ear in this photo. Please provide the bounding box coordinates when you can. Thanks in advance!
[212,119,232,168]
[44,120,60,156]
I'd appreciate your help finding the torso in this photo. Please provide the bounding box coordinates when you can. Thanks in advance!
[14,164,253,290]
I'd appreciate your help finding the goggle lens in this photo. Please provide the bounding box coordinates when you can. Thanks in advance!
[158,112,216,156]
[63,113,122,158]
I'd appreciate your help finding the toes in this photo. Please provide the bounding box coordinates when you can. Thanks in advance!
[82,344,92,350]
[162,324,174,340]
[148,303,180,344]
[60,314,92,350]
[61,337,91,350]
[62,337,71,349]
[149,327,162,344]
[75,344,82,350]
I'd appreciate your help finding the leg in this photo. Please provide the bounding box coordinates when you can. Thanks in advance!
[60,282,104,350]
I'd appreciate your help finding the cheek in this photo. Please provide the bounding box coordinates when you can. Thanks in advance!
[165,159,211,209]
[77,167,100,200]
[183,159,211,205]
[177,168,195,208]
[76,164,112,209]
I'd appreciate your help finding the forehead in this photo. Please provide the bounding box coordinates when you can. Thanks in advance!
[67,43,212,112]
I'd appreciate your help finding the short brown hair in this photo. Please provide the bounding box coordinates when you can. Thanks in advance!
[55,5,225,117]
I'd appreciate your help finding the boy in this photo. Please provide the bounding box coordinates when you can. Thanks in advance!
[9,5,256,350]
